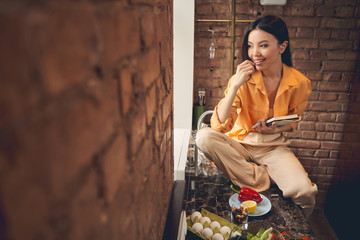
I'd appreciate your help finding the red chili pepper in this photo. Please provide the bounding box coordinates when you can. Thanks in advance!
[238,187,263,204]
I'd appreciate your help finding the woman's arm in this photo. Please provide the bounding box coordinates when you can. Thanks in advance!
[275,124,293,133]
[217,60,255,123]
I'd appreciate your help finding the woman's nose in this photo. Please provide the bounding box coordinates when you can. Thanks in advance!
[253,47,261,55]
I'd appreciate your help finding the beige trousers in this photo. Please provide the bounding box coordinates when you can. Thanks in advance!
[196,128,318,217]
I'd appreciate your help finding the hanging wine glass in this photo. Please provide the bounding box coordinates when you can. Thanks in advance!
[208,29,216,59]
[209,42,216,59]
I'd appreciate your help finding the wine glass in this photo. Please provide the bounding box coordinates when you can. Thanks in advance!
[231,205,249,226]
[229,205,249,238]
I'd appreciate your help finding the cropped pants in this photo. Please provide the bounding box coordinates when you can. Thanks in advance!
[196,128,318,217]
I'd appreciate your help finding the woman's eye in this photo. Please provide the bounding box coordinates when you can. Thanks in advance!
[248,45,253,48]
[260,44,268,48]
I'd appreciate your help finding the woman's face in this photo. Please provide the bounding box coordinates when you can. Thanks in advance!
[247,29,287,71]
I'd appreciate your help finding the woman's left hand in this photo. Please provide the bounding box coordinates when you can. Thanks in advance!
[254,118,278,134]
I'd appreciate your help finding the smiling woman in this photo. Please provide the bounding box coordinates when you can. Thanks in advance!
[195,15,318,218]
[242,15,292,68]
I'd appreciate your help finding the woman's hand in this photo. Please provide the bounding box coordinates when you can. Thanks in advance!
[254,118,278,134]
[233,60,256,89]
[217,60,255,123]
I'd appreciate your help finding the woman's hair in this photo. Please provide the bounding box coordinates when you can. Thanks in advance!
[241,15,292,67]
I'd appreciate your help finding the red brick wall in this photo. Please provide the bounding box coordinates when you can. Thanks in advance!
[194,0,360,207]
[0,1,173,239]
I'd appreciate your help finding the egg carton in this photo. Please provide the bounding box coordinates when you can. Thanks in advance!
[186,209,236,240]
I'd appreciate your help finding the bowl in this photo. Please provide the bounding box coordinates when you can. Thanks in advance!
[229,222,285,240]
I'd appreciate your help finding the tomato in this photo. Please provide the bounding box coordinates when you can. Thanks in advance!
[281,232,292,240]
[269,232,275,240]
[298,237,312,240]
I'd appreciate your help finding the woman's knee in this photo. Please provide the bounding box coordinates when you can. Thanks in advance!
[195,127,222,151]
[195,128,213,149]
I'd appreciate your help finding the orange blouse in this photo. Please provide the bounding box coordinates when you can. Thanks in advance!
[210,64,311,141]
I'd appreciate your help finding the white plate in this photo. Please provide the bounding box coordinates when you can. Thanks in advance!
[229,193,272,217]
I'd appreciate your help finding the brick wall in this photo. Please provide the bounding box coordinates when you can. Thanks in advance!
[0,1,173,239]
[194,0,360,208]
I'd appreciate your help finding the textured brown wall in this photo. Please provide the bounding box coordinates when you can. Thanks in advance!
[0,1,173,239]
[194,0,360,207]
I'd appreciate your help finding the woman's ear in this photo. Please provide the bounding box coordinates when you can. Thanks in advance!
[280,41,288,54]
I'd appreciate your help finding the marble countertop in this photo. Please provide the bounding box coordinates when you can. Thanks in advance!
[183,173,316,239]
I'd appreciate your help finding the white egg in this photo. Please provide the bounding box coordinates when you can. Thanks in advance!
[202,228,213,238]
[210,221,221,231]
[219,225,231,236]
[192,222,203,233]
[191,211,202,223]
[200,216,211,225]
[212,233,224,240]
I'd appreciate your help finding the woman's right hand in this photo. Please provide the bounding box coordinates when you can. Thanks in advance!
[217,60,255,123]
[233,60,255,88]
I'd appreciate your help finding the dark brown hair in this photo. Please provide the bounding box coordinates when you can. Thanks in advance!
[241,15,292,67]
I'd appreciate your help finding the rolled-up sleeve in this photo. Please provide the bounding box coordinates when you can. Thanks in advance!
[210,76,241,132]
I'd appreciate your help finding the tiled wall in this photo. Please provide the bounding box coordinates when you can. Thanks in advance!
[0,1,173,239]
[194,0,360,207]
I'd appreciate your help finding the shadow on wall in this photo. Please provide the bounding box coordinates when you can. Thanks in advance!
[324,46,360,239]
[0,196,6,240]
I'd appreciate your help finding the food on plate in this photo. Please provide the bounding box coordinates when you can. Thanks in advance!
[230,185,263,204]
[192,222,204,233]
[191,211,202,223]
[280,232,312,240]
[241,200,257,213]
[246,227,287,240]
[281,232,291,239]
[210,220,221,232]
[200,216,211,228]
[202,228,214,238]
[238,187,263,204]
[212,232,224,240]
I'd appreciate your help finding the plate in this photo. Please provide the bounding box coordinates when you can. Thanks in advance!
[229,193,272,217]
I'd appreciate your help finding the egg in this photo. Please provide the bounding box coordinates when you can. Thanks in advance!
[202,228,213,238]
[210,221,221,231]
[220,225,231,236]
[191,211,202,223]
[212,233,224,240]
[200,216,211,225]
[192,222,203,233]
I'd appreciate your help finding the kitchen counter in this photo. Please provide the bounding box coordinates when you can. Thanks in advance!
[183,131,316,239]
[183,173,315,239]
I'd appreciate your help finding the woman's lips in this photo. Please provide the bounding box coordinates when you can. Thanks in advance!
[254,59,265,65]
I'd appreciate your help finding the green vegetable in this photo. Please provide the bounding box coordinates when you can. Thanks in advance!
[256,228,265,237]
[247,227,273,240]
[259,227,273,240]
[247,232,254,240]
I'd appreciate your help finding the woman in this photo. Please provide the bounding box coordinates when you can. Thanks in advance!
[196,15,318,217]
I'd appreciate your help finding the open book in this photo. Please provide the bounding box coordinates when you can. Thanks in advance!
[252,114,301,128]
